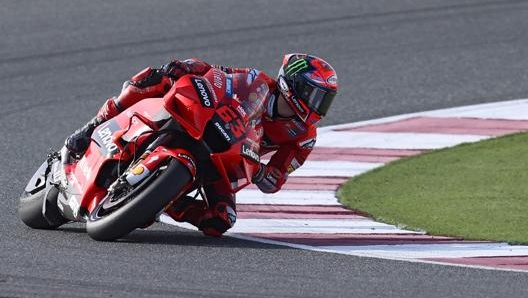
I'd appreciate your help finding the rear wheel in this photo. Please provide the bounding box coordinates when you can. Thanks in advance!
[86,159,192,241]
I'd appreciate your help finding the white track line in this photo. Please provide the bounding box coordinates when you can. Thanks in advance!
[316,131,488,150]
[319,243,528,259]
[236,189,340,205]
[288,160,383,177]
[227,218,423,234]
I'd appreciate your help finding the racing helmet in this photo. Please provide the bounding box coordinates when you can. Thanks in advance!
[277,53,338,124]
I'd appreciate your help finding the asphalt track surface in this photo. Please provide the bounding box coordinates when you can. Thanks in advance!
[2,0,528,297]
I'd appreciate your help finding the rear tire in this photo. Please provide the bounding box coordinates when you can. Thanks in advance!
[86,159,192,241]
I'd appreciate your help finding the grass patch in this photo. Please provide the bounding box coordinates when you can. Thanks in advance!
[337,132,528,244]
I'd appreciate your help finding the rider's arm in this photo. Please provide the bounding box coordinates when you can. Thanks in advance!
[107,58,213,113]
[160,58,212,78]
[101,58,250,119]
[253,127,317,193]
[161,58,254,77]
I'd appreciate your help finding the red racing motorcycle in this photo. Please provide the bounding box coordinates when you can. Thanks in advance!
[18,68,267,241]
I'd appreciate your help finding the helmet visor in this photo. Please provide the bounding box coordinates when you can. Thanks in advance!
[293,77,336,116]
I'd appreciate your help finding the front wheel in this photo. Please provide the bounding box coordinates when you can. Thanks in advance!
[18,186,67,229]
[86,159,192,241]
[18,160,67,230]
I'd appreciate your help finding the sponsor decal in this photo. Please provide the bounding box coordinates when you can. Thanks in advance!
[289,95,306,115]
[177,153,196,173]
[225,76,233,98]
[125,165,150,186]
[278,77,289,92]
[247,69,260,85]
[236,105,247,118]
[241,143,260,163]
[214,121,232,142]
[131,165,145,175]
[327,74,338,85]
[285,59,311,76]
[299,138,316,149]
[93,120,120,157]
[292,119,307,133]
[212,68,224,89]
[287,158,301,174]
[191,77,214,108]
[215,105,245,140]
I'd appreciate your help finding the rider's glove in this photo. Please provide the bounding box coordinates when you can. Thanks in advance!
[252,163,284,194]
[160,60,191,79]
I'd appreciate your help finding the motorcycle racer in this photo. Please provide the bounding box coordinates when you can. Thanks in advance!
[65,53,338,236]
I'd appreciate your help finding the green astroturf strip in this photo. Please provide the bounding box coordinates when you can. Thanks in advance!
[337,132,528,244]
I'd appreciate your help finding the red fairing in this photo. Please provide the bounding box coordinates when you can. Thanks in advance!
[65,67,267,220]
[68,98,170,212]
[163,74,217,140]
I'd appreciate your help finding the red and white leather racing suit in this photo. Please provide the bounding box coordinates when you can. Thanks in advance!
[90,58,317,236]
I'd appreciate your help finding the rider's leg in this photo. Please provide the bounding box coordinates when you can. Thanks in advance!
[65,68,172,155]
[166,183,236,237]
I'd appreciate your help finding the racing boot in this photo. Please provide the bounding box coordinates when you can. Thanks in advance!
[64,116,102,156]
[165,196,208,227]
[166,197,234,237]
[65,97,122,156]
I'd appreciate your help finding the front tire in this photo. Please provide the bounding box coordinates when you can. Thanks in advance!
[18,186,66,229]
[86,159,192,241]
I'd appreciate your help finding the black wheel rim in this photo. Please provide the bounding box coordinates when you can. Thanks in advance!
[89,169,161,221]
